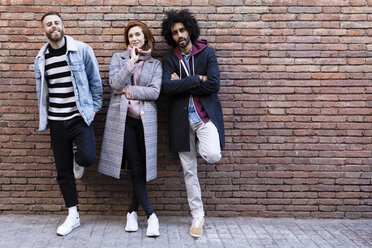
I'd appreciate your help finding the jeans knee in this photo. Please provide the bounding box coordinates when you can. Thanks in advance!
[77,153,96,167]
[183,168,196,178]
[86,155,96,166]
[204,152,221,164]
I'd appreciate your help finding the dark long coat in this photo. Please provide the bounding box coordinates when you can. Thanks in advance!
[162,43,225,152]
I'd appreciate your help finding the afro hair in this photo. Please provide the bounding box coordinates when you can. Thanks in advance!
[161,9,200,48]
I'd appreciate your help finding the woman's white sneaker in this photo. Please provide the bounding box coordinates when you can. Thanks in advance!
[56,214,80,236]
[146,213,160,237]
[125,211,139,232]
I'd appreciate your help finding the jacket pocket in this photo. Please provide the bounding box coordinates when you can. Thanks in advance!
[70,63,87,87]
[70,63,85,72]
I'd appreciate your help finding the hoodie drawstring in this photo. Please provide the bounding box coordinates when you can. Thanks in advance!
[179,56,194,78]
[192,56,195,76]
[179,60,182,78]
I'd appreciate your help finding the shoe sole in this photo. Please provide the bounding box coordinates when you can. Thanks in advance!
[73,148,84,179]
[189,231,202,238]
[57,222,80,236]
[125,227,139,232]
[146,232,160,237]
[74,174,83,179]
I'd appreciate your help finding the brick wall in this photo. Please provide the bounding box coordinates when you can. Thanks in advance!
[1,0,371,218]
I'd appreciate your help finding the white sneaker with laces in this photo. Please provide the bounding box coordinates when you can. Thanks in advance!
[125,211,139,232]
[56,214,80,236]
[73,147,84,179]
[146,213,160,237]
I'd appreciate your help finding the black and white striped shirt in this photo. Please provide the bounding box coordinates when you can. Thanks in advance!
[45,42,80,121]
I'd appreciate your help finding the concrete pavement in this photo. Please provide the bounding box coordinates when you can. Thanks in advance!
[0,214,371,248]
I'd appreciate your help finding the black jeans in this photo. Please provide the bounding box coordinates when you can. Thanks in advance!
[49,116,96,208]
[124,117,153,218]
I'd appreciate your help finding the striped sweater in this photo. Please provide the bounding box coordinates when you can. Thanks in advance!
[44,41,80,121]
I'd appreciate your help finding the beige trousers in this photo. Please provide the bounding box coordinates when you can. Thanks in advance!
[178,120,222,218]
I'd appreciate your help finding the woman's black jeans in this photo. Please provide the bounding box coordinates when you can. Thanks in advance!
[123,117,153,218]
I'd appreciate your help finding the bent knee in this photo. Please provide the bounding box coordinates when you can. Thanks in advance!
[204,152,221,164]
[77,154,96,167]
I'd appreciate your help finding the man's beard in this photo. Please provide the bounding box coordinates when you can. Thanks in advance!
[46,28,64,42]
[177,37,190,49]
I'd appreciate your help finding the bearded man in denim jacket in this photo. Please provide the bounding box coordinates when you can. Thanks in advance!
[34,11,102,236]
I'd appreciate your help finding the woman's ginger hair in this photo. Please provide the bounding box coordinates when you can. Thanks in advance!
[124,21,155,51]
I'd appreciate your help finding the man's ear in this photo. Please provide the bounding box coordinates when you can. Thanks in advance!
[41,23,46,37]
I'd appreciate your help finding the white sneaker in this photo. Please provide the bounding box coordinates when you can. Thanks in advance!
[57,215,80,236]
[146,213,160,237]
[73,147,84,179]
[125,211,138,232]
[190,217,205,238]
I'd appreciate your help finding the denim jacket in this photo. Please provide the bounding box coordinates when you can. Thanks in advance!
[34,35,103,133]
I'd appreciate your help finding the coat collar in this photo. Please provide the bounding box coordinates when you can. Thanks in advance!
[119,50,155,63]
[117,51,156,87]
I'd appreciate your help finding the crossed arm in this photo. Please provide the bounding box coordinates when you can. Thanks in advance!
[162,50,220,96]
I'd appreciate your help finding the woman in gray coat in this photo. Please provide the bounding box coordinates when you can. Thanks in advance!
[98,21,162,237]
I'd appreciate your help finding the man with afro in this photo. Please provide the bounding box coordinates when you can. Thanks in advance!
[161,9,225,238]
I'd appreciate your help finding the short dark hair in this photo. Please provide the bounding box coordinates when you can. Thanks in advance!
[124,21,155,51]
[161,9,200,48]
[41,11,62,23]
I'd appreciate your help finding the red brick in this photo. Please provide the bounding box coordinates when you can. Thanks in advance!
[1,1,372,218]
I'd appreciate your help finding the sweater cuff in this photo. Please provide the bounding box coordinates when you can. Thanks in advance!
[125,85,133,99]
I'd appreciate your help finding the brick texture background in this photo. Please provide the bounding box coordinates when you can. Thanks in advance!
[1,0,372,219]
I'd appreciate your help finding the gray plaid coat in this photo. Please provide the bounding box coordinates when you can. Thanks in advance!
[98,51,162,181]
